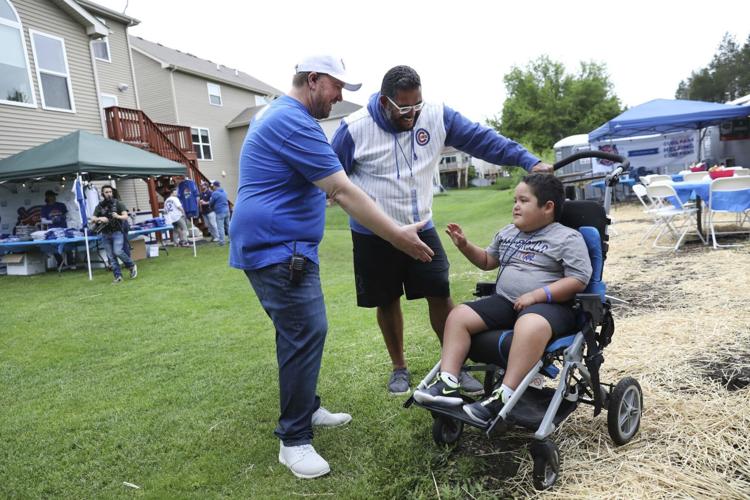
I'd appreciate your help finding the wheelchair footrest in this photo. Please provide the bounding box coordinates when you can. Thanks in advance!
[507,387,577,431]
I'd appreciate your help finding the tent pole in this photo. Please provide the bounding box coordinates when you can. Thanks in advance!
[191,217,197,257]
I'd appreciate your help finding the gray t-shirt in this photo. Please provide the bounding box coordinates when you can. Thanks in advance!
[486,222,593,302]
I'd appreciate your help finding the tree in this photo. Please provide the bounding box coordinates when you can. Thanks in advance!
[487,56,622,153]
[676,33,750,102]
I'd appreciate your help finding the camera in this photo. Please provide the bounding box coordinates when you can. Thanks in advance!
[289,254,305,284]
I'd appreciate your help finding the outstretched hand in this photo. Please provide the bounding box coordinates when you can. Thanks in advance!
[393,221,433,262]
[445,223,467,249]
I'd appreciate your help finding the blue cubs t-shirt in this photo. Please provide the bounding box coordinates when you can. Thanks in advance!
[229,95,343,270]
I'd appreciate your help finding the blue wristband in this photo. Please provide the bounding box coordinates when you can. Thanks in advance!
[543,286,552,303]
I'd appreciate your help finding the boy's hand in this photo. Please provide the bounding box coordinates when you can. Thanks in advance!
[513,292,538,311]
[445,223,467,249]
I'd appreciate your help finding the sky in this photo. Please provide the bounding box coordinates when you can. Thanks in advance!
[94,0,750,124]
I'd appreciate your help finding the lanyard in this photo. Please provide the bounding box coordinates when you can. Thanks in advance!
[496,228,539,283]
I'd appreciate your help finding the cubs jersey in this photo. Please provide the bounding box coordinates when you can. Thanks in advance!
[331,93,540,234]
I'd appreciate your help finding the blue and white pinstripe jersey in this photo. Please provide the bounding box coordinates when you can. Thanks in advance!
[332,93,540,234]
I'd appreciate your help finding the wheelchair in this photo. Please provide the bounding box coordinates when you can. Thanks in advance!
[405,151,643,490]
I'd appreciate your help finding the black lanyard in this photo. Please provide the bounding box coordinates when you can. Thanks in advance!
[496,228,540,283]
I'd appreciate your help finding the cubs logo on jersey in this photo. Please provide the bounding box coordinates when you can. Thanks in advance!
[415,128,430,146]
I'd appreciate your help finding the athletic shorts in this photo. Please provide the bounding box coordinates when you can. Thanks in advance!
[351,227,450,308]
[464,294,576,339]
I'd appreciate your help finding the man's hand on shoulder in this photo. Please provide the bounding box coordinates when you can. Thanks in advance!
[531,162,553,174]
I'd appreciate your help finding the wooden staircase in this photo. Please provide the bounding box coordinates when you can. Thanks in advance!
[104,106,222,235]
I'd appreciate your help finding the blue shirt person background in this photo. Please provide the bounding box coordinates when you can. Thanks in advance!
[209,181,230,245]
[229,55,433,480]
[40,190,68,228]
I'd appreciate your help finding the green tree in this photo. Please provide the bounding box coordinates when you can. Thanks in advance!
[487,56,622,153]
[676,33,750,102]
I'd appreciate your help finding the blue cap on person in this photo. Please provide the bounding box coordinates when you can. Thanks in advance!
[295,55,362,91]
[212,180,221,187]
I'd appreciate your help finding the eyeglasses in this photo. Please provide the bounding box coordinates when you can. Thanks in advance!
[385,96,424,115]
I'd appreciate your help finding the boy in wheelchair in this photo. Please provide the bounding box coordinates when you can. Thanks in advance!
[414,173,592,425]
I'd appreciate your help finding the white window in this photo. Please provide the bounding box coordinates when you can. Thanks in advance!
[207,82,222,106]
[191,127,212,160]
[0,0,35,107]
[254,94,269,107]
[30,30,75,112]
[92,36,110,62]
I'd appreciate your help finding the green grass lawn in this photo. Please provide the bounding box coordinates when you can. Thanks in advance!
[1,188,517,499]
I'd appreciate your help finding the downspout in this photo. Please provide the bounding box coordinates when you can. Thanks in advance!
[89,39,106,136]
[169,67,180,124]
[125,32,140,108]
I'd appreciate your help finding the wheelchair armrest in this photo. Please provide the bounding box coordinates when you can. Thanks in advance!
[474,282,495,297]
[575,293,605,326]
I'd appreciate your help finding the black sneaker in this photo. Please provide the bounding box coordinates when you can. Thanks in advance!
[413,377,462,407]
[463,388,507,425]
[129,264,138,279]
[112,275,123,284]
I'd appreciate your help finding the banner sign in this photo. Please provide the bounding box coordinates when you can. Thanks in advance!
[591,130,699,173]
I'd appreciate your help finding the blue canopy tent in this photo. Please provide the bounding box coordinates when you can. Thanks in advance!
[589,99,750,159]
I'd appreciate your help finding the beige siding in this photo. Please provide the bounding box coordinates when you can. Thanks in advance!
[92,19,136,109]
[0,0,103,160]
[116,178,152,213]
[131,50,176,124]
[172,72,259,201]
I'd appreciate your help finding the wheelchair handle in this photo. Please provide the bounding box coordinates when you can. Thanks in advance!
[553,151,630,173]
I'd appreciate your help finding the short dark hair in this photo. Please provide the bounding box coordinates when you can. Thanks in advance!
[292,71,311,88]
[521,173,565,221]
[380,65,421,98]
[101,184,114,193]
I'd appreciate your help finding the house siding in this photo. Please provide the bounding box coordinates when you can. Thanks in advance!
[0,0,103,160]
[171,72,259,201]
[92,18,137,109]
[131,50,176,123]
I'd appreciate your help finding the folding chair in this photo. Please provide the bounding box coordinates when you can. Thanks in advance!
[707,177,750,249]
[642,174,671,186]
[632,183,678,243]
[682,172,709,183]
[646,183,706,251]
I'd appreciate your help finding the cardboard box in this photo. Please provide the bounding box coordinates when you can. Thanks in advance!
[130,238,147,261]
[1,252,46,276]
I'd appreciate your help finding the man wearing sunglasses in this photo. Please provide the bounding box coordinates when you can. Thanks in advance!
[332,65,551,396]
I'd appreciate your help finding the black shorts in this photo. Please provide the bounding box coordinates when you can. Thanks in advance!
[464,294,576,339]
[352,227,450,308]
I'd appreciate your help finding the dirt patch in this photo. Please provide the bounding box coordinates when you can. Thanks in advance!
[694,348,750,391]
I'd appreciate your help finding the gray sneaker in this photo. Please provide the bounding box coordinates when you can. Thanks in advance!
[388,368,411,395]
[459,368,484,396]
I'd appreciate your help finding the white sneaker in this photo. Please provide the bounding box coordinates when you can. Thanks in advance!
[311,407,352,428]
[279,443,330,479]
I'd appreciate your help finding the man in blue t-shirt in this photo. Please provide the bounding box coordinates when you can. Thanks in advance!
[209,181,229,245]
[229,55,433,480]
[41,190,68,228]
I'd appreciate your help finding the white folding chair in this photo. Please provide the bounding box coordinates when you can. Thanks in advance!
[707,176,750,249]
[646,183,706,251]
[632,183,678,243]
[682,172,709,183]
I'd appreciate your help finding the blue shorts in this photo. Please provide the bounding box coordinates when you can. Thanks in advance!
[464,294,576,339]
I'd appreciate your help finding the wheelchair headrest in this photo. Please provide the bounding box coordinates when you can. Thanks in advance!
[560,200,609,260]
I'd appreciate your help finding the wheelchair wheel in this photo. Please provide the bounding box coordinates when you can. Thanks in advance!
[607,377,643,445]
[432,416,463,446]
[530,440,560,490]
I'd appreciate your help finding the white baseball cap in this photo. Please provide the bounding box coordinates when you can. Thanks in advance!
[295,55,362,91]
